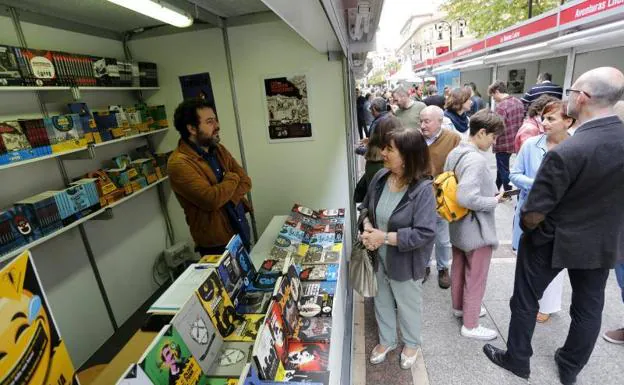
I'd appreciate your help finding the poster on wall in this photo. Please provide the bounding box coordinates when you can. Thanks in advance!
[263,74,312,143]
[179,72,216,107]
[0,250,78,385]
[507,69,526,94]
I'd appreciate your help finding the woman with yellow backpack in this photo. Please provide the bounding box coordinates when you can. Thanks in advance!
[441,110,508,341]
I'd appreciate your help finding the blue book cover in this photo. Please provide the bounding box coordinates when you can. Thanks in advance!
[299,264,338,282]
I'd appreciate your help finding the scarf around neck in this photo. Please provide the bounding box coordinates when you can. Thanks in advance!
[445,109,470,133]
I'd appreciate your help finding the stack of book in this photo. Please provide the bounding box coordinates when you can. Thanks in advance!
[131,204,345,385]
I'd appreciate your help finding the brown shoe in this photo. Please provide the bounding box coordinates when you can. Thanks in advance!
[603,328,624,344]
[438,269,451,289]
[423,267,431,283]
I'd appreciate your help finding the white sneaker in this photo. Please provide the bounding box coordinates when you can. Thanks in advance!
[452,306,487,318]
[461,325,498,340]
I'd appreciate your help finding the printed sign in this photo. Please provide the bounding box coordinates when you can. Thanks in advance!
[485,14,558,48]
[179,72,216,107]
[263,75,312,143]
[559,0,624,25]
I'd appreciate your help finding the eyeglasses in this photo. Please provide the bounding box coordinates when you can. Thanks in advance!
[565,89,591,98]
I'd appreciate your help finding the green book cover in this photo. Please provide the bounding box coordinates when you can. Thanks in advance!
[139,324,203,385]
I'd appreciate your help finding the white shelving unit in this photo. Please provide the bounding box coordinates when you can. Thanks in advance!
[0,177,169,264]
[0,128,169,170]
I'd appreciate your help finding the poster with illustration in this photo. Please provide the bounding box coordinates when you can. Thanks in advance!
[0,250,77,385]
[507,69,526,94]
[179,73,216,107]
[263,75,312,143]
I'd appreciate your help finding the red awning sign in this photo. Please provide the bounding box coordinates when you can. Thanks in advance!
[485,14,558,49]
[560,0,624,24]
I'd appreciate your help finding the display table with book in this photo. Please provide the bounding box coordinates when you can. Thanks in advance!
[84,205,350,385]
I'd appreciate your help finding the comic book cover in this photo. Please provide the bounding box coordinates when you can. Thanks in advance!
[215,252,244,307]
[171,293,224,374]
[117,363,155,384]
[286,342,329,372]
[238,363,324,385]
[292,318,332,343]
[254,257,289,291]
[199,254,225,264]
[298,282,336,318]
[236,291,272,315]
[0,250,77,385]
[196,270,242,338]
[224,314,264,343]
[283,370,329,384]
[264,301,288,364]
[226,235,273,293]
[272,234,302,258]
[208,341,253,378]
[139,324,203,385]
[299,265,339,282]
[251,323,286,381]
[300,245,340,265]
[272,266,301,336]
[316,208,345,225]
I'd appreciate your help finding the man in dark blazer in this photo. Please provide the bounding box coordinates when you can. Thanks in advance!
[483,67,624,385]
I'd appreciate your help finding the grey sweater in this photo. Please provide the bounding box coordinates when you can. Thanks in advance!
[444,142,499,252]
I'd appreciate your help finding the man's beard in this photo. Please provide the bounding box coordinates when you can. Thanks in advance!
[566,100,579,119]
[198,133,220,148]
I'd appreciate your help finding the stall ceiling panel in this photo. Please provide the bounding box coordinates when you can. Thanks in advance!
[187,0,269,17]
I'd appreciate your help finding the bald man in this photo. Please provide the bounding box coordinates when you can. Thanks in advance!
[484,67,624,385]
[420,106,462,288]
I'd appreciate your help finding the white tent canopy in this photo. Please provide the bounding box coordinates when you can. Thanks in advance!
[388,59,422,83]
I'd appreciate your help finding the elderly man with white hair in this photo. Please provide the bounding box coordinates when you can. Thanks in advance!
[419,105,461,288]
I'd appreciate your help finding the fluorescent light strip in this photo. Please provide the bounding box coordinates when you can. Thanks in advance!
[106,0,193,28]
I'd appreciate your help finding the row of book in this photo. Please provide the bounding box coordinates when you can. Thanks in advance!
[0,101,168,165]
[0,149,171,257]
[0,45,158,87]
[121,205,345,385]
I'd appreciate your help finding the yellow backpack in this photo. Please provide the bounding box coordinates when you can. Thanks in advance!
[433,152,470,222]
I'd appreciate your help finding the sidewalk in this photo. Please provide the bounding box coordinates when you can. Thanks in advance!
[354,244,624,385]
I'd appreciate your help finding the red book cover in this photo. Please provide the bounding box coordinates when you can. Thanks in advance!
[286,341,329,372]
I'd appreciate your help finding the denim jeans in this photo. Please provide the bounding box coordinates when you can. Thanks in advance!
[616,261,624,303]
[495,152,512,191]
[430,215,451,271]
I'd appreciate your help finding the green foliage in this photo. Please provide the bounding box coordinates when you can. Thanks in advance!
[441,0,560,38]
[368,70,386,85]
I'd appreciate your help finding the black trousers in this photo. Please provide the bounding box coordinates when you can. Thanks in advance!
[495,152,512,191]
[357,119,368,140]
[506,234,610,378]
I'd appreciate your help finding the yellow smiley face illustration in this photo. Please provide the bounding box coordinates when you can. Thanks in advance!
[0,289,52,385]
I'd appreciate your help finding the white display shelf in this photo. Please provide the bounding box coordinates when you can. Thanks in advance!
[106,176,169,210]
[0,177,169,264]
[0,86,158,92]
[0,147,86,171]
[93,127,169,149]
[0,128,168,171]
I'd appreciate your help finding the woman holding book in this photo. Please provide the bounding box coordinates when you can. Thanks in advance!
[359,128,436,369]
[510,100,573,323]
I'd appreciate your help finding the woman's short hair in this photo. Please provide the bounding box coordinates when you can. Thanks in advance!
[541,100,574,121]
[367,116,402,161]
[445,87,471,112]
[527,94,557,118]
[469,110,506,137]
[385,127,431,183]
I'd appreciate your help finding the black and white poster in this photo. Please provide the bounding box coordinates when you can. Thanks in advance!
[263,74,312,143]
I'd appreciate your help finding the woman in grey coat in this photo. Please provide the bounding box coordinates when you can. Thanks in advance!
[360,128,436,370]
[443,110,507,341]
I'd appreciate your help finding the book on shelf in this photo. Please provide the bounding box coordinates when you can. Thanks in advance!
[0,208,27,255]
[236,290,272,315]
[93,57,120,86]
[138,324,203,385]
[171,292,224,374]
[43,114,88,153]
[291,318,332,344]
[117,363,155,385]
[298,264,339,282]
[68,102,101,143]
[15,191,63,236]
[0,45,23,86]
[16,48,58,86]
[272,266,301,336]
[18,118,53,156]
[208,341,253,378]
[0,121,39,164]
[282,370,330,384]
[298,282,336,318]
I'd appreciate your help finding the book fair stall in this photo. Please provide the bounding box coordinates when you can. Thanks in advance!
[0,1,356,385]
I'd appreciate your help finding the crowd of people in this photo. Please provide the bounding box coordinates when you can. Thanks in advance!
[355,67,624,384]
